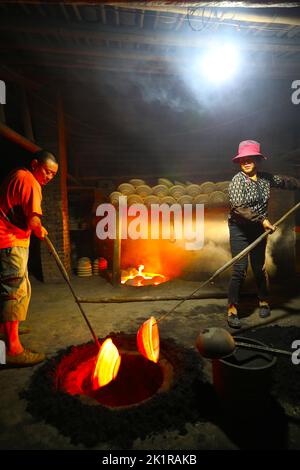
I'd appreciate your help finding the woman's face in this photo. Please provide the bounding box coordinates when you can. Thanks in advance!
[239,157,256,175]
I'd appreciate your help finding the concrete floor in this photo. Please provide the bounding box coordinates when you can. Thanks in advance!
[0,274,300,450]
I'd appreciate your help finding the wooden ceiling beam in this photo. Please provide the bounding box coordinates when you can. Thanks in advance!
[0,121,40,152]
[4,1,300,7]
[109,3,300,26]
[1,17,300,53]
[1,57,299,78]
[0,65,41,89]
[2,41,300,68]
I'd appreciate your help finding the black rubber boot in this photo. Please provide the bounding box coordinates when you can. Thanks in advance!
[259,303,271,318]
[227,314,241,329]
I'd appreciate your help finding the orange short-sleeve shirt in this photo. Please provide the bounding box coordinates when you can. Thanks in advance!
[0,168,42,249]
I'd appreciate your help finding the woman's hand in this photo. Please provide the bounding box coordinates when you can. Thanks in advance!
[262,219,277,232]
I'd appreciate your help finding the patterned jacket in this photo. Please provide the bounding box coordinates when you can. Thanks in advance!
[228,171,300,224]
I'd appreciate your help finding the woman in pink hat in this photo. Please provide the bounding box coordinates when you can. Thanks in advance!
[227,140,300,328]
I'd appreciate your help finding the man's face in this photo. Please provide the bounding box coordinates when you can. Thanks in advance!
[239,157,256,175]
[31,159,58,186]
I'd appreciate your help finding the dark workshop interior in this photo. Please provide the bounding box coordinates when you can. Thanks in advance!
[0,1,300,451]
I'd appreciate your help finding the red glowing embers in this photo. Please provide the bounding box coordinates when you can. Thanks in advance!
[137,316,160,363]
[121,265,167,286]
[92,338,121,389]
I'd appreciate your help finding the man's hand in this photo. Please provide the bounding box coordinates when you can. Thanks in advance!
[262,219,277,232]
[27,215,48,239]
[34,225,48,240]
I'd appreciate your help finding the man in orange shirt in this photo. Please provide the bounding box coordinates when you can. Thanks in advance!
[0,150,58,365]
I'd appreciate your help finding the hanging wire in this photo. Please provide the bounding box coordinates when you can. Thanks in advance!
[186,5,286,34]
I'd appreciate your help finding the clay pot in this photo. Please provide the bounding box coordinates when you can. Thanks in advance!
[117,183,135,196]
[208,191,229,207]
[129,179,145,187]
[199,182,216,194]
[152,185,169,198]
[186,184,201,197]
[109,191,122,206]
[160,196,177,205]
[137,316,160,363]
[144,195,160,207]
[177,195,193,205]
[127,194,144,206]
[193,194,210,204]
[136,184,152,198]
[158,178,173,188]
[169,185,186,199]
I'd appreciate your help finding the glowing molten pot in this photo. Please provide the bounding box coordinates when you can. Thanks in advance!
[121,265,167,286]
[92,338,121,389]
[137,316,160,363]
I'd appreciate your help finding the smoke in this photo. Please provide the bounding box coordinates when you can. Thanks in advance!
[120,217,286,284]
[187,240,231,275]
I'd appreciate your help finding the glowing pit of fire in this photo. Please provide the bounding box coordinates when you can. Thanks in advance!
[58,338,173,408]
[23,333,210,447]
[121,265,167,286]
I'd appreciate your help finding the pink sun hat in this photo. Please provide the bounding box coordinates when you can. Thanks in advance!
[232,140,267,162]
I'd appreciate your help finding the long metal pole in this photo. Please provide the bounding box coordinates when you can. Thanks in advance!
[44,236,100,349]
[157,201,300,323]
[234,341,291,357]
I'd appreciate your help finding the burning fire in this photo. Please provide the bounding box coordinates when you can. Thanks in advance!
[121,264,167,286]
[137,316,160,363]
[92,338,121,389]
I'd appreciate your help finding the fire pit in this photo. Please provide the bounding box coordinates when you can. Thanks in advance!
[121,265,167,286]
[22,333,213,448]
[57,342,172,408]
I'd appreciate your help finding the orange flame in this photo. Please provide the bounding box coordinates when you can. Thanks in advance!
[137,316,160,363]
[121,264,167,286]
[92,338,121,389]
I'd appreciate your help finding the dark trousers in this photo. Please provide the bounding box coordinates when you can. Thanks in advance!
[228,221,269,306]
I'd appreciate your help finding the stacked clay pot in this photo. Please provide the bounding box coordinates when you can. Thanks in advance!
[109,179,230,207]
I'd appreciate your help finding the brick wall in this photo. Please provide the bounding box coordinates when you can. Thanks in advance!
[40,171,71,282]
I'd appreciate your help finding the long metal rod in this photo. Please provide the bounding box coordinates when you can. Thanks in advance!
[157,201,300,323]
[44,236,100,349]
[77,292,227,304]
[235,341,291,357]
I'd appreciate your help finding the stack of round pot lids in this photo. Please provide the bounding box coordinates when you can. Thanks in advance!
[77,257,92,277]
[93,258,99,276]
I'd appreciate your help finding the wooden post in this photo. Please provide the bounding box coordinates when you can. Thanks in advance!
[112,207,121,286]
[57,91,71,273]
[21,87,34,141]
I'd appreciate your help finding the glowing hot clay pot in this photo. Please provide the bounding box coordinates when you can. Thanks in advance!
[137,316,160,363]
[92,338,121,389]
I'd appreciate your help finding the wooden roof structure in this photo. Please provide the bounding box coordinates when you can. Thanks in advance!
[0,2,300,179]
